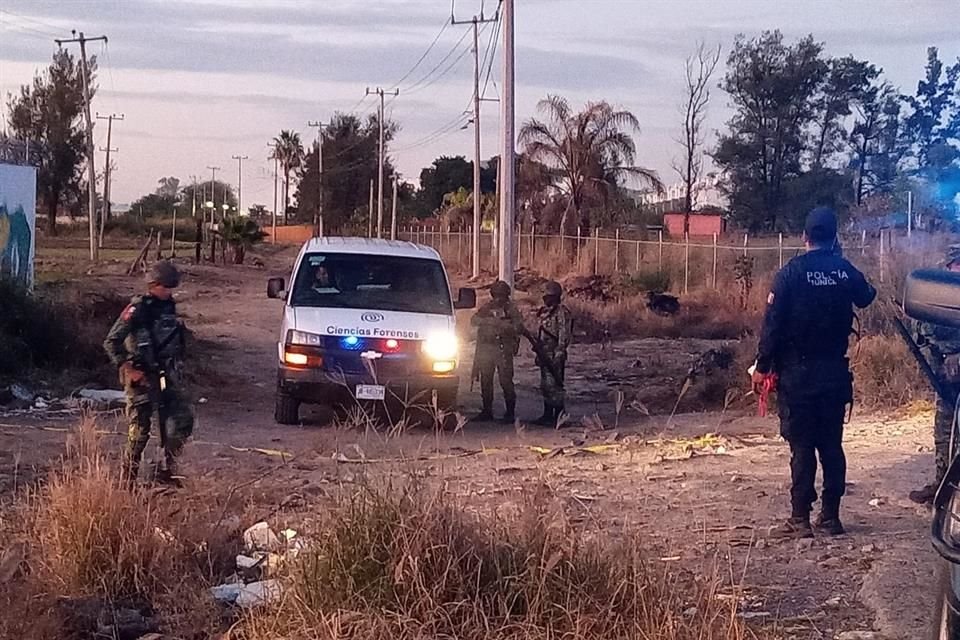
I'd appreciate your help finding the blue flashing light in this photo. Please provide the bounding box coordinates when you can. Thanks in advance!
[341,335,363,350]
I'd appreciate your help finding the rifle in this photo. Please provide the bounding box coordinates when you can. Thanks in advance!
[892,314,955,405]
[521,327,563,387]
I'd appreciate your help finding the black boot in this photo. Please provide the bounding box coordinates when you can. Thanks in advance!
[909,483,938,505]
[533,404,556,427]
[474,407,494,421]
[769,516,813,540]
[814,501,845,535]
[500,399,516,424]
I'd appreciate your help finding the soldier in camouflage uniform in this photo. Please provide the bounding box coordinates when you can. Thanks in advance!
[471,280,523,423]
[910,246,960,504]
[104,261,194,487]
[534,281,573,426]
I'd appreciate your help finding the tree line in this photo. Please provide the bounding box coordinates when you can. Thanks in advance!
[6,31,960,237]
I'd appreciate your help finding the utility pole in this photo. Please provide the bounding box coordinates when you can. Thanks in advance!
[95,112,123,247]
[207,165,220,226]
[366,87,399,238]
[56,30,107,261]
[368,179,375,238]
[391,175,399,241]
[96,145,116,249]
[453,8,498,280]
[498,0,516,287]
[307,120,326,237]
[231,155,248,215]
[267,142,278,243]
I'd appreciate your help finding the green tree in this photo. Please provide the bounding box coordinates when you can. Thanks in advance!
[295,112,397,232]
[7,49,95,235]
[273,130,304,223]
[850,83,907,204]
[417,156,474,215]
[714,31,830,231]
[812,56,880,168]
[904,47,960,174]
[519,95,662,233]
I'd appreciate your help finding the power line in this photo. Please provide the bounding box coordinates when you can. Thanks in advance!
[0,8,63,34]
[402,25,471,93]
[403,26,482,96]
[387,15,451,90]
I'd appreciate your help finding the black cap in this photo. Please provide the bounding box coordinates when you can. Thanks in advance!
[805,207,838,244]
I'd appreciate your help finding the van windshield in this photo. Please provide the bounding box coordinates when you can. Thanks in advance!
[290,252,452,314]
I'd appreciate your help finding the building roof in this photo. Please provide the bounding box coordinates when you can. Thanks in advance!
[300,236,441,260]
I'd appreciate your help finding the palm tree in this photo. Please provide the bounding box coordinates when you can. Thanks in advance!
[221,216,267,264]
[273,130,304,224]
[519,95,664,233]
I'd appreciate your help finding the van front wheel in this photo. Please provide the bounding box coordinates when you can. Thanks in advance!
[274,390,301,425]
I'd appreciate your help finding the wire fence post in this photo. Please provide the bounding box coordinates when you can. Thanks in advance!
[683,232,690,295]
[594,228,600,274]
[778,232,783,268]
[516,223,522,267]
[457,226,462,267]
[860,230,866,257]
[712,233,718,289]
[635,238,641,272]
[657,229,663,271]
[614,228,620,272]
[531,223,537,265]
[576,226,582,272]
[879,229,885,284]
[742,232,748,256]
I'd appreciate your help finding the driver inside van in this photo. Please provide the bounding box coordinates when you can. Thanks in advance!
[311,265,339,295]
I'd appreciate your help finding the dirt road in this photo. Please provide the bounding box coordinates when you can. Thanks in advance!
[0,248,943,639]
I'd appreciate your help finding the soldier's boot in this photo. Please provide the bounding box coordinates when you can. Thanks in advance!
[499,398,517,424]
[152,453,183,488]
[533,404,556,427]
[769,516,814,540]
[813,500,845,536]
[474,407,494,421]
[120,459,140,491]
[908,483,938,505]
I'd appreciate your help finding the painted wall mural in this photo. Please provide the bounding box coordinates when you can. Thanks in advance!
[0,164,37,287]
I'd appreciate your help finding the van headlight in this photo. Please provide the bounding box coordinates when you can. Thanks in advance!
[287,330,324,346]
[422,332,458,361]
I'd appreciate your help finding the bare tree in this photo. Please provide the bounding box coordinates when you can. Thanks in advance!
[673,42,721,235]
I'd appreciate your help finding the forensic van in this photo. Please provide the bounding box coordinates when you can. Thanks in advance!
[266,237,476,424]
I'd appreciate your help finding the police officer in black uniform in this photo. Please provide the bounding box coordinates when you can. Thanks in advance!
[753,207,876,538]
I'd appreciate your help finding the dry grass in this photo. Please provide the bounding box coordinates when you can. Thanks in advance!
[852,334,929,410]
[0,417,235,639]
[237,482,753,640]
[567,290,755,343]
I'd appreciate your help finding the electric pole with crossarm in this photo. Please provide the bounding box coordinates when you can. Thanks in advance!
[366,87,399,238]
[56,30,107,260]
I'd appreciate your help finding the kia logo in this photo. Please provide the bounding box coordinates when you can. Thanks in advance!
[361,312,385,323]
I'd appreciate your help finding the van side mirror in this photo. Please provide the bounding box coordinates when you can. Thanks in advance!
[453,287,476,310]
[267,277,286,300]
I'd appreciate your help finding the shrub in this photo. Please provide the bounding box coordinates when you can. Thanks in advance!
[239,482,751,640]
[620,269,672,295]
[0,278,125,382]
[852,334,929,410]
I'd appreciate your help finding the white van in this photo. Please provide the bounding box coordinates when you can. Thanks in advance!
[266,237,476,424]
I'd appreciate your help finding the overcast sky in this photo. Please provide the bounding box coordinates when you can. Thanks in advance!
[2,0,959,210]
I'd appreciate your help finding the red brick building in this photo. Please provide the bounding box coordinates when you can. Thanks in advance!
[663,213,726,237]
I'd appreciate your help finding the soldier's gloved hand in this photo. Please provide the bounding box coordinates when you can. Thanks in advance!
[121,362,145,384]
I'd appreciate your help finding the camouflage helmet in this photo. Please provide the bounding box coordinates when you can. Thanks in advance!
[147,260,181,288]
[490,280,511,300]
[543,281,563,298]
[945,245,960,268]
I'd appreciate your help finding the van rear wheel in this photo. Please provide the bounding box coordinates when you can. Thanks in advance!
[274,390,300,425]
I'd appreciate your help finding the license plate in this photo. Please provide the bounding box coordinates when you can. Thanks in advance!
[356,384,385,401]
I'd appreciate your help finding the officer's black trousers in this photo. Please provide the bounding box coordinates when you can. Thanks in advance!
[779,399,848,519]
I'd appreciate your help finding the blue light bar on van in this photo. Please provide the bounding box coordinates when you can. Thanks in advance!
[340,336,364,351]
